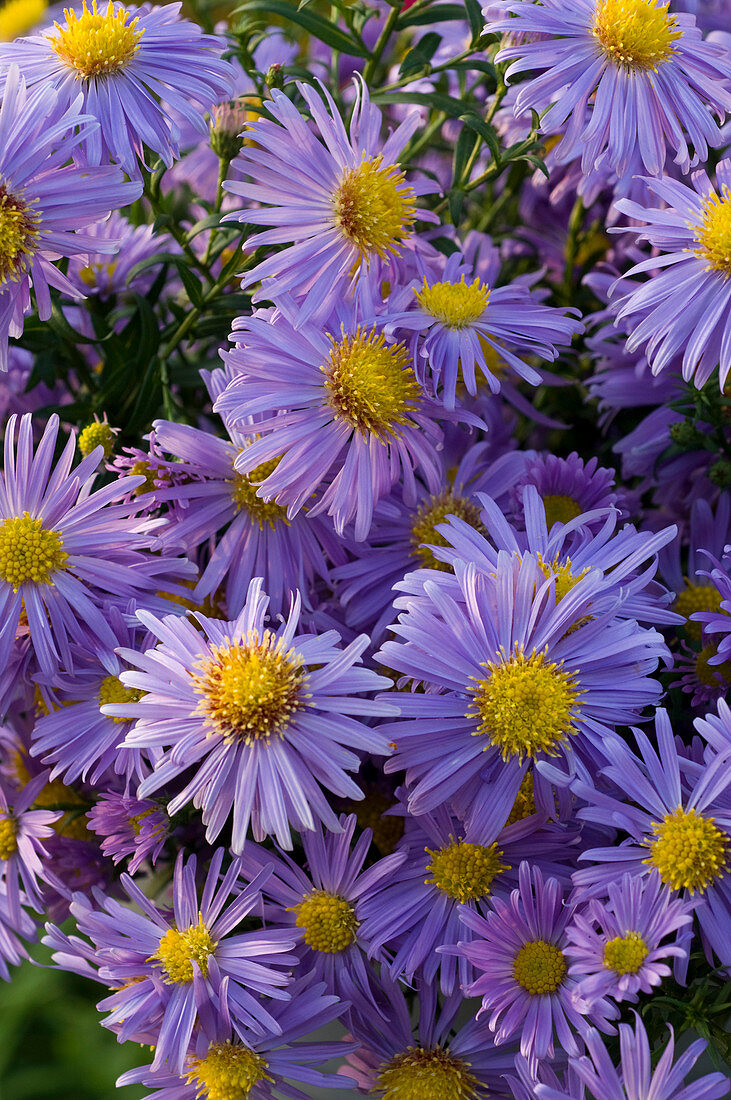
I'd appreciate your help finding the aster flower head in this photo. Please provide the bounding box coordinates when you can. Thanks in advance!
[224,78,437,322]
[216,300,446,541]
[86,790,168,874]
[565,872,693,1010]
[47,848,298,1074]
[487,0,731,177]
[611,159,731,390]
[2,1,235,177]
[694,552,731,664]
[0,64,140,368]
[0,882,35,981]
[66,211,173,300]
[0,771,60,922]
[533,1015,729,1100]
[117,577,395,851]
[456,862,614,1065]
[510,452,627,532]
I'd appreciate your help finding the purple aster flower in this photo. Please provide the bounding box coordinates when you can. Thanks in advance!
[382,249,581,410]
[358,799,575,994]
[611,159,731,389]
[510,452,627,532]
[0,881,35,981]
[0,412,193,679]
[573,709,731,968]
[46,848,298,1074]
[65,211,173,299]
[224,78,437,322]
[670,638,731,709]
[487,0,731,176]
[116,577,395,851]
[86,790,168,874]
[117,973,351,1100]
[215,300,446,541]
[658,495,731,640]
[239,815,405,1006]
[0,64,140,368]
[2,1,234,177]
[0,771,59,922]
[340,974,517,1098]
[455,862,614,1066]
[565,872,693,1010]
[695,552,731,664]
[40,833,116,922]
[533,1015,729,1100]
[378,548,668,820]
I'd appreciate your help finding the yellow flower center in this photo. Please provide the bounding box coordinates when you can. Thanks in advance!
[0,184,39,287]
[542,494,582,529]
[0,513,68,590]
[410,491,484,572]
[695,186,731,275]
[191,633,306,745]
[592,0,681,70]
[98,675,143,723]
[415,277,490,329]
[694,645,731,688]
[513,939,567,995]
[49,1,144,79]
[129,459,159,494]
[506,771,537,825]
[230,456,287,530]
[0,0,48,40]
[152,917,217,984]
[0,815,18,860]
[603,931,648,975]
[333,155,415,260]
[673,581,722,641]
[375,1046,481,1100]
[78,260,117,288]
[186,1041,272,1100]
[78,421,116,459]
[292,890,359,953]
[324,327,419,440]
[645,806,729,894]
[468,647,581,761]
[425,840,508,903]
[538,555,589,603]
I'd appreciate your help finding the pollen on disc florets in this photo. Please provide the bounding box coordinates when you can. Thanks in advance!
[151,916,217,984]
[410,491,485,572]
[49,0,144,79]
[0,815,18,860]
[292,890,359,953]
[425,839,509,903]
[603,931,648,975]
[78,420,117,459]
[644,806,729,894]
[0,513,68,590]
[468,646,582,761]
[333,154,415,260]
[592,0,681,70]
[191,632,307,745]
[695,186,731,275]
[98,674,144,723]
[0,183,39,287]
[230,455,288,530]
[415,276,490,329]
[673,581,722,640]
[324,326,420,440]
[376,1045,482,1100]
[186,1040,272,1100]
[695,645,731,688]
[542,493,582,529]
[513,939,567,995]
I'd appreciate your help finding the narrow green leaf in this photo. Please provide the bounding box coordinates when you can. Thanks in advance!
[233,0,369,57]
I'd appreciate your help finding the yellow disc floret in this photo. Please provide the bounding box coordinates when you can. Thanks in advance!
[375,1045,481,1100]
[191,632,306,744]
[513,939,567,995]
[98,674,143,723]
[603,931,648,975]
[49,1,144,79]
[410,491,484,572]
[186,1041,272,1100]
[0,513,68,590]
[644,806,729,894]
[0,184,39,287]
[415,277,490,329]
[592,0,681,70]
[425,839,508,903]
[152,916,217,984]
[506,771,537,825]
[542,494,582,529]
[468,646,581,761]
[334,155,415,260]
[230,456,287,530]
[293,890,359,953]
[78,420,116,459]
[0,816,18,860]
[673,581,722,641]
[694,645,731,688]
[324,327,419,440]
[695,186,731,275]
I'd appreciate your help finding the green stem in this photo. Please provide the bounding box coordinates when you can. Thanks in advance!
[561,195,585,305]
[158,239,246,361]
[143,180,214,285]
[202,157,230,267]
[363,5,400,85]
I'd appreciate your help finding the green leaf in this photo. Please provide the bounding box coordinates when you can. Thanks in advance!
[399,3,464,25]
[398,31,442,77]
[375,89,475,119]
[452,124,479,187]
[463,0,484,43]
[460,112,501,163]
[232,0,369,57]
[448,187,465,225]
[177,264,205,308]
